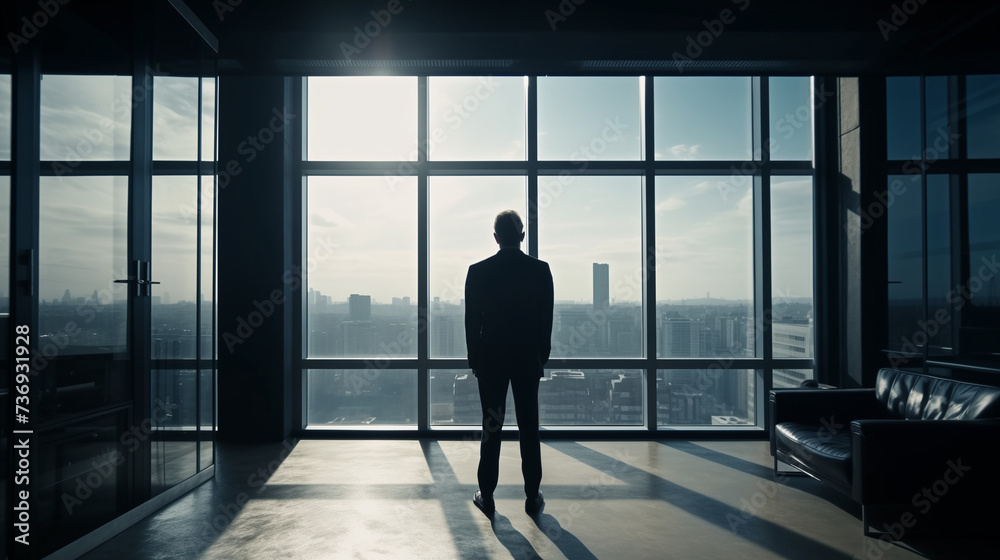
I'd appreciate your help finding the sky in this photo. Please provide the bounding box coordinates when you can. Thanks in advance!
[10,73,819,307]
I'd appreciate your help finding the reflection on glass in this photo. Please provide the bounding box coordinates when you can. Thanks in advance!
[151,369,198,495]
[0,74,10,159]
[307,369,417,426]
[153,77,199,160]
[655,175,754,358]
[773,368,814,389]
[657,369,755,425]
[152,177,198,359]
[307,176,417,358]
[39,176,128,352]
[307,76,417,161]
[537,77,642,161]
[200,175,216,359]
[967,75,1000,159]
[40,75,132,161]
[967,174,1000,334]
[430,369,515,426]
[886,175,923,355]
[0,177,8,314]
[771,176,814,358]
[199,368,215,469]
[541,369,643,426]
[926,175,952,353]
[768,77,813,161]
[429,176,526,357]
[655,77,752,161]
[886,76,920,160]
[201,77,217,161]
[428,77,527,161]
[924,76,953,159]
[538,176,643,358]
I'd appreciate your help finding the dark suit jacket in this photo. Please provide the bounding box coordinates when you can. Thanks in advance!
[465,248,554,378]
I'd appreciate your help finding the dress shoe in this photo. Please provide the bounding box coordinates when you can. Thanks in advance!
[525,491,544,515]
[474,491,495,518]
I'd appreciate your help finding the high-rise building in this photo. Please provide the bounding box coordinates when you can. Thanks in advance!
[593,263,609,310]
[348,293,372,321]
[661,317,702,357]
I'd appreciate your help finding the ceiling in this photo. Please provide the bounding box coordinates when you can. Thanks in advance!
[4,0,1000,75]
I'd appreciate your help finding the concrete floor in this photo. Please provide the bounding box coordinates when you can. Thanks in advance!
[80,439,996,560]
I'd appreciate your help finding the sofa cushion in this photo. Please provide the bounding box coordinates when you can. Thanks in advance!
[876,369,1000,420]
[775,422,852,487]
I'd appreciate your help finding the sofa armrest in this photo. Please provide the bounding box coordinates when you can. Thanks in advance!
[851,418,1000,504]
[769,388,882,455]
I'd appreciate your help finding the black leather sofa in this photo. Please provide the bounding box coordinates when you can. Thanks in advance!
[770,368,1000,536]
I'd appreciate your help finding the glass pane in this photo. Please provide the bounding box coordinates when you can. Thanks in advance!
[0,74,10,159]
[201,77,217,161]
[40,75,131,161]
[886,76,920,160]
[537,77,642,161]
[307,76,417,161]
[538,176,643,358]
[926,175,952,354]
[886,175,923,356]
[772,368,814,389]
[200,175,216,359]
[771,176,814,358]
[654,77,752,161]
[967,75,1000,159]
[768,77,813,161]
[39,176,128,352]
[153,76,199,160]
[430,369,515,426]
[966,174,1000,341]
[199,368,215,469]
[657,369,755,425]
[0,177,8,314]
[541,369,644,426]
[428,77,526,161]
[151,369,198,495]
[429,176,526,357]
[307,369,417,426]
[655,176,754,358]
[924,76,953,158]
[307,176,417,358]
[152,176,198,359]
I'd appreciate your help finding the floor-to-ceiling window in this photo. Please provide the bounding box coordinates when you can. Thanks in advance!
[301,75,816,431]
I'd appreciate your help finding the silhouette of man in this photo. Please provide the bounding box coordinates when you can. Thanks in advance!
[465,209,554,518]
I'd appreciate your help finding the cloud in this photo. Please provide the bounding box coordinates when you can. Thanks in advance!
[668,143,701,159]
[655,196,687,213]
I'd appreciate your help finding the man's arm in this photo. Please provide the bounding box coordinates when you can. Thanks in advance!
[464,265,482,372]
[540,262,554,365]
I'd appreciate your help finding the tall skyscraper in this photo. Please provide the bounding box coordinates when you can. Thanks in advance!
[593,263,609,310]
[348,293,372,321]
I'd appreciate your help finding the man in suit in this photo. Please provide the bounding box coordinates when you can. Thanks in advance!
[465,209,554,518]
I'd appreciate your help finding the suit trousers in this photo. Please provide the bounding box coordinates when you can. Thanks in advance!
[476,370,542,499]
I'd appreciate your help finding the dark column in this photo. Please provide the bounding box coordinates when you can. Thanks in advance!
[838,77,889,388]
[217,76,297,442]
